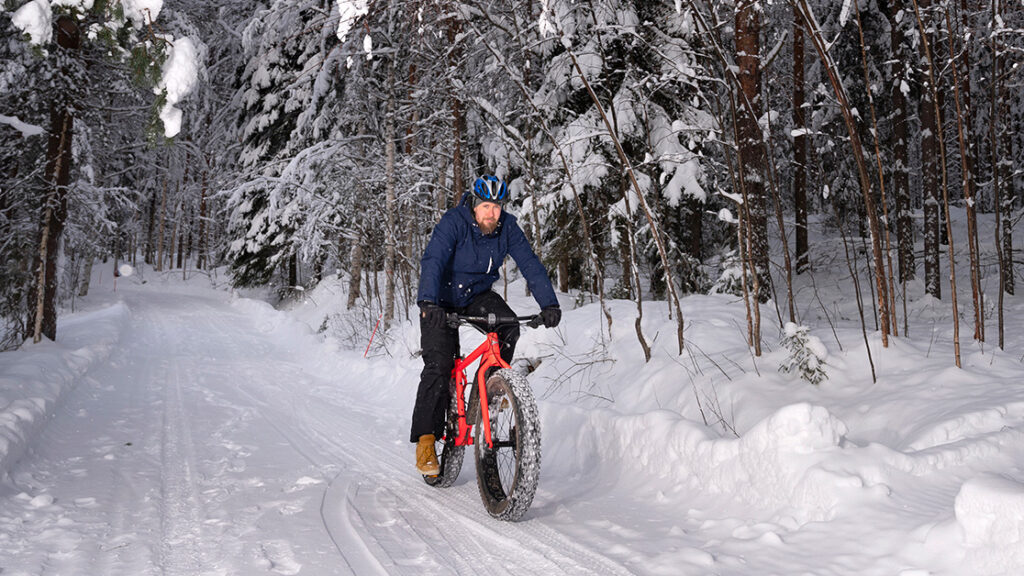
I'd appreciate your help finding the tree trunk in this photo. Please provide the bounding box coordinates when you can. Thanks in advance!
[793,9,809,275]
[169,205,178,271]
[145,188,158,265]
[735,0,770,299]
[795,0,891,345]
[176,204,185,270]
[185,208,193,269]
[999,93,1014,296]
[888,0,914,284]
[31,15,80,343]
[288,252,298,288]
[944,5,982,341]
[853,0,899,337]
[157,176,167,272]
[347,230,364,310]
[912,0,961,366]
[990,0,1005,347]
[435,145,448,214]
[920,52,941,299]
[558,255,569,294]
[446,8,465,206]
[383,56,398,330]
[79,256,92,298]
[197,168,208,270]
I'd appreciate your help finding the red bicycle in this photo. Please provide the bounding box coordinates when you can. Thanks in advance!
[423,312,542,522]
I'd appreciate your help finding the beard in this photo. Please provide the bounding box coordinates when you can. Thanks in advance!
[477,218,498,235]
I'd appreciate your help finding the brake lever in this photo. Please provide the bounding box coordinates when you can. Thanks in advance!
[526,315,543,329]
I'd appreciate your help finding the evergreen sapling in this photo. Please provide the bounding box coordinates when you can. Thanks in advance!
[780,322,828,385]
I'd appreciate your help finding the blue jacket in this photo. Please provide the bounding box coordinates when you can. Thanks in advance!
[417,195,558,310]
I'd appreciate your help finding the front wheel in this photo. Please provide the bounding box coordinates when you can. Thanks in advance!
[473,369,541,521]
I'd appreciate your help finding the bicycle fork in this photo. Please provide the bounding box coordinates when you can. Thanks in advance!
[452,332,508,450]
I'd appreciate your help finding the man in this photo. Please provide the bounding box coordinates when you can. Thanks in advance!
[412,174,561,475]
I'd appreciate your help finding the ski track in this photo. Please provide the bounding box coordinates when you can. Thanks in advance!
[0,289,635,575]
[158,361,206,574]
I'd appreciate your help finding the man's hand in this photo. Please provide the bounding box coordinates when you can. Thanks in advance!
[419,302,446,329]
[540,306,561,328]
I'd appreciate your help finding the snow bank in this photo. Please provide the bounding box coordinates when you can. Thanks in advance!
[0,301,129,478]
[548,400,868,524]
[955,474,1024,574]
[230,296,321,348]
[907,403,1024,452]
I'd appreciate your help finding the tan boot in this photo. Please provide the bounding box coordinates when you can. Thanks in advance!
[416,434,440,476]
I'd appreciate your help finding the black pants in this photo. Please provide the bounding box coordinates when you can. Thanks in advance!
[409,291,519,443]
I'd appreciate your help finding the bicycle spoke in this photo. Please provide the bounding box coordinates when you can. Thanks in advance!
[487,390,518,492]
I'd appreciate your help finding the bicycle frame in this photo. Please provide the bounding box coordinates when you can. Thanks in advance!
[451,331,510,450]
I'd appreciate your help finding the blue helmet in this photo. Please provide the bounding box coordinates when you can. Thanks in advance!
[471,175,509,205]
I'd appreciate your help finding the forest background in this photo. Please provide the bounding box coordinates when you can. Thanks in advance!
[1,0,1022,367]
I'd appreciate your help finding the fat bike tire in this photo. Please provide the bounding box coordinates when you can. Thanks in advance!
[424,379,467,487]
[473,368,541,521]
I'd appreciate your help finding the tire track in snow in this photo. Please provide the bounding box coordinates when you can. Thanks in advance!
[158,361,207,575]
[246,380,635,576]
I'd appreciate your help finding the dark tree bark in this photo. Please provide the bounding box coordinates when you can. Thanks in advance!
[735,0,770,299]
[793,8,809,274]
[145,189,158,265]
[197,168,208,269]
[176,212,185,270]
[384,53,397,329]
[920,38,941,298]
[288,252,298,288]
[1000,94,1014,296]
[990,0,1007,347]
[347,230,364,310]
[888,0,914,283]
[31,15,81,343]
[446,7,465,206]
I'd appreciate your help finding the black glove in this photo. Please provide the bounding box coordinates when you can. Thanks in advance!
[540,306,561,328]
[419,302,446,330]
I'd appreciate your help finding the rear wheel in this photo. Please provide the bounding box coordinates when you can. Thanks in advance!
[473,369,541,521]
[424,380,466,487]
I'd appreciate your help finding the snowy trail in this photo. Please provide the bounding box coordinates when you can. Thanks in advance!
[4,276,1024,575]
[0,287,631,575]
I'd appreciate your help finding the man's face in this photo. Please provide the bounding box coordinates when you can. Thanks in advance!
[473,201,502,234]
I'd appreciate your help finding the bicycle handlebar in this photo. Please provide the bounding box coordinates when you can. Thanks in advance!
[447,313,543,330]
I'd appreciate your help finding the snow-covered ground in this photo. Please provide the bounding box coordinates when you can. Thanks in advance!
[2,248,1024,575]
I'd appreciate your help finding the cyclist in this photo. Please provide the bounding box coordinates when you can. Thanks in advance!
[412,174,561,476]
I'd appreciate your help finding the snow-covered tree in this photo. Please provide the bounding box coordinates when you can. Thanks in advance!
[226,0,344,288]
[4,0,199,343]
[780,322,828,385]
